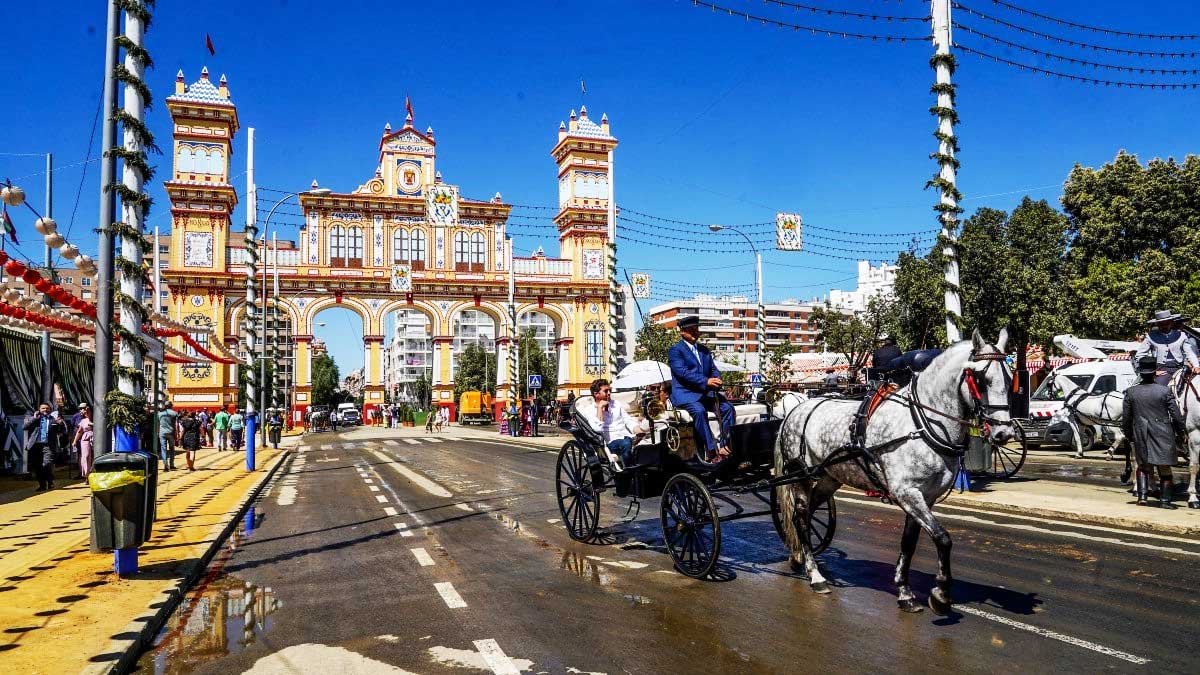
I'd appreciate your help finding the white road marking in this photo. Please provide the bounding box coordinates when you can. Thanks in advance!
[363,478,374,484]
[434,582,467,609]
[383,507,398,516]
[456,503,474,512]
[547,518,560,524]
[385,440,401,446]
[277,486,297,506]
[956,605,1150,664]
[369,485,381,492]
[403,438,422,445]
[375,495,389,503]
[838,496,1200,557]
[410,547,435,566]
[424,437,443,443]
[370,450,454,498]
[473,639,520,675]
[394,523,413,537]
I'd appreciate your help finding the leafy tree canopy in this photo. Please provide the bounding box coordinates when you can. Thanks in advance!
[634,321,678,363]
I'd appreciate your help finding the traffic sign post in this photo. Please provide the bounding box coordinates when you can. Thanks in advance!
[528,374,542,390]
[750,373,764,387]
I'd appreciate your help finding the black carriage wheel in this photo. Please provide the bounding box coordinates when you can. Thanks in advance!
[980,433,1028,480]
[556,442,601,542]
[770,487,837,555]
[660,473,721,579]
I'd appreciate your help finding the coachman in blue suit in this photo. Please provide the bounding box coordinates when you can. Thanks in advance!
[668,315,735,463]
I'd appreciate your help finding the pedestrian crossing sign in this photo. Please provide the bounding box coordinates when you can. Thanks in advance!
[528,375,543,389]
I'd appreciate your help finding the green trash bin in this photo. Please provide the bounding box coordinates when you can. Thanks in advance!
[90,450,157,551]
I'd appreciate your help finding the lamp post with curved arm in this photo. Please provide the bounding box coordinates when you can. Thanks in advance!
[710,224,765,374]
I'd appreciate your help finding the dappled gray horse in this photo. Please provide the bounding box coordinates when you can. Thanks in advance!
[775,330,1016,614]
[1171,370,1200,509]
[1046,376,1125,460]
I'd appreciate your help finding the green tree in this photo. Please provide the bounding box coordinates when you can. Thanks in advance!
[1002,197,1070,368]
[810,304,874,376]
[453,343,497,401]
[957,207,1010,340]
[515,329,558,404]
[761,341,798,386]
[634,321,678,362]
[311,354,340,407]
[411,372,432,409]
[1062,151,1200,338]
[891,246,948,349]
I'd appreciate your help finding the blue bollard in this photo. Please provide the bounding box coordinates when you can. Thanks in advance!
[114,425,138,453]
[245,412,257,471]
[954,464,972,492]
[243,509,256,536]
[114,547,139,576]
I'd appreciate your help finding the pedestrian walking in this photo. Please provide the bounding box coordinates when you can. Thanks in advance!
[214,406,230,450]
[229,409,246,448]
[507,402,519,437]
[330,409,339,431]
[530,398,541,437]
[383,406,392,428]
[179,411,203,471]
[157,403,179,471]
[72,404,95,479]
[1123,355,1187,509]
[24,403,65,491]
[198,409,210,447]
[267,409,284,449]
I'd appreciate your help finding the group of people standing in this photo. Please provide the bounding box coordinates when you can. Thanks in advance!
[504,398,548,437]
[153,404,250,472]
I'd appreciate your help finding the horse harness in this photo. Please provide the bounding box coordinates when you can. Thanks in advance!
[784,348,1010,493]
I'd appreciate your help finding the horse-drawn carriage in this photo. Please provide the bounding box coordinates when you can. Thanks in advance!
[555,332,1020,615]
[554,393,836,579]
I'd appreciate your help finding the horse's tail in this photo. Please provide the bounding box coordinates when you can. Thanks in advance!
[774,407,804,556]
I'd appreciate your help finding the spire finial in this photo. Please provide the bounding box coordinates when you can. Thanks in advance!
[200,66,210,79]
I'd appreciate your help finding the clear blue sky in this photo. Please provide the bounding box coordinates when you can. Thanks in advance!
[4,1,1198,373]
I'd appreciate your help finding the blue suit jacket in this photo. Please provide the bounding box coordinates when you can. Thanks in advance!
[669,339,721,406]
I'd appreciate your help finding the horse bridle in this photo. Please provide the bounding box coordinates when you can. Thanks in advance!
[960,349,1012,427]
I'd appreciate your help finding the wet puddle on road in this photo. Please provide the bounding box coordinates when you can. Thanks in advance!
[133,507,281,673]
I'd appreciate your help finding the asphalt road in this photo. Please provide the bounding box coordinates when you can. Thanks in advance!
[135,428,1200,674]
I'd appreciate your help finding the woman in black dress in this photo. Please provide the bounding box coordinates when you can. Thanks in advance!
[179,411,203,471]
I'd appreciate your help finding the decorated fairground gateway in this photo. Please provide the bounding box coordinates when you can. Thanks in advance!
[161,68,619,422]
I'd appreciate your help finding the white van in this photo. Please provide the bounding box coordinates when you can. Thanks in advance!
[1021,360,1136,450]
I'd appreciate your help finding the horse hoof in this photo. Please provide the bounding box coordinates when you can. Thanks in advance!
[898,598,924,613]
[810,581,832,594]
[929,594,953,616]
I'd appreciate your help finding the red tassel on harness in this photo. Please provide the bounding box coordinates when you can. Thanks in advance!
[963,368,982,402]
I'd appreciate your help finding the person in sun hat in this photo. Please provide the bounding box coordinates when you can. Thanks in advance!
[1135,310,1200,386]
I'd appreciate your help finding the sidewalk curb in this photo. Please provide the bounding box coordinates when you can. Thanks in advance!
[83,445,294,675]
[941,493,1200,536]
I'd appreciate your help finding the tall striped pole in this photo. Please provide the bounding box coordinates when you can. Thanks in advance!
[932,0,962,342]
[507,237,518,403]
[243,128,258,468]
[606,148,619,377]
[755,251,765,368]
[116,11,147,401]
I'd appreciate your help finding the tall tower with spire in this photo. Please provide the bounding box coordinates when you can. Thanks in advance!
[163,67,240,404]
[551,106,617,278]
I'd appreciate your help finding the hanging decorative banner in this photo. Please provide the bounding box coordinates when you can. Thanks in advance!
[630,273,651,299]
[776,213,803,251]
[391,264,412,292]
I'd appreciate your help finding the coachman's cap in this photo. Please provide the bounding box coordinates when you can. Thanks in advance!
[1135,354,1158,374]
[677,315,701,330]
[1147,309,1182,325]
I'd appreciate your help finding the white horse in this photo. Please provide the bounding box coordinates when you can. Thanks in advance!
[1171,370,1200,509]
[775,330,1016,615]
[1045,375,1125,460]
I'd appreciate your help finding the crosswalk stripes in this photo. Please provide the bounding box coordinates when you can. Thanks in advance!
[424,437,443,443]
[402,438,422,445]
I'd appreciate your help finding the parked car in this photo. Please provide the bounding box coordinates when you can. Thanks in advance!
[337,403,362,426]
[1020,360,1136,451]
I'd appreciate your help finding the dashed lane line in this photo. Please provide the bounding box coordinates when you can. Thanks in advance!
[375,495,389,503]
[473,639,521,675]
[394,523,414,538]
[370,450,454,498]
[424,437,443,443]
[369,485,381,492]
[956,605,1150,665]
[411,547,435,566]
[434,582,467,609]
[403,438,422,445]
[383,507,398,516]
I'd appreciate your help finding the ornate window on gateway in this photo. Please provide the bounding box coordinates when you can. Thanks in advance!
[585,320,605,374]
[393,228,426,270]
[454,231,485,272]
[346,226,365,267]
[329,225,347,266]
[469,232,487,270]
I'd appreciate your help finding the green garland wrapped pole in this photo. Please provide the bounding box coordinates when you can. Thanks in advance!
[930,0,963,343]
[244,128,258,470]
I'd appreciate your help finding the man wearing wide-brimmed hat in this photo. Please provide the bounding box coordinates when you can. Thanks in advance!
[1134,310,1199,387]
[1123,354,1187,509]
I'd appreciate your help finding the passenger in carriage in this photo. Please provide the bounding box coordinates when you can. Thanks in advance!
[1135,310,1200,387]
[582,379,644,470]
[668,315,735,464]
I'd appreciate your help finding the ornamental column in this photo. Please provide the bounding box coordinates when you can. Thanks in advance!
[292,334,313,417]
[431,335,455,416]
[555,337,573,400]
[494,335,513,420]
[363,335,385,421]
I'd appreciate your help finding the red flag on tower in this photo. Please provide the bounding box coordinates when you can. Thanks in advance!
[405,95,413,120]
[1,206,16,245]
[205,34,216,56]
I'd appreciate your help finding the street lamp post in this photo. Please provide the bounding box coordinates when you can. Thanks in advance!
[710,224,765,373]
